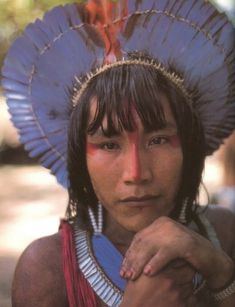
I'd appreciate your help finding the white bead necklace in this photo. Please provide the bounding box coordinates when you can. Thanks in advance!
[88,202,103,234]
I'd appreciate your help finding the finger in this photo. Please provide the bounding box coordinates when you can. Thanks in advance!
[121,250,153,280]
[121,233,155,280]
[143,248,178,276]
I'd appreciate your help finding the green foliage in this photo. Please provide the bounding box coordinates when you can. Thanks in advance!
[0,0,82,68]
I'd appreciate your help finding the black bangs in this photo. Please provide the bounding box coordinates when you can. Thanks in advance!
[68,57,206,221]
[85,63,167,135]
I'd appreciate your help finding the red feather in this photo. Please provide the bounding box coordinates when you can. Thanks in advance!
[86,0,128,63]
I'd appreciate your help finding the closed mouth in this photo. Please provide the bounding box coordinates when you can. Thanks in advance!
[120,195,160,207]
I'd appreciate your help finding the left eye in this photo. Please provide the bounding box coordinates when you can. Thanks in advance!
[149,136,168,146]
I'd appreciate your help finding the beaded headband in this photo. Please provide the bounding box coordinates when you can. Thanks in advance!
[72,58,191,107]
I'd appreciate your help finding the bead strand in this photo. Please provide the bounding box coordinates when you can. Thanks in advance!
[88,202,103,234]
[98,202,103,233]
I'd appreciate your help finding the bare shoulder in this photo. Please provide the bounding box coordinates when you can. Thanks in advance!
[12,233,68,307]
[204,204,235,259]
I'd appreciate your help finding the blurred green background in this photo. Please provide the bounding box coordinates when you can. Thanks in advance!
[0,0,80,69]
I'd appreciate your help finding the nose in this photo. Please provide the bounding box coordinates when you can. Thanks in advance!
[122,143,152,185]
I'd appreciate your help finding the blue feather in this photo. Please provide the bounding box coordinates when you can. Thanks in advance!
[7,100,30,109]
[9,108,31,116]
[2,66,29,84]
[25,23,51,51]
[20,131,43,143]
[39,151,58,168]
[12,114,34,123]
[51,163,67,187]
[44,6,71,36]
[65,3,83,26]
[7,36,37,70]
[24,139,50,154]
[1,79,28,94]
[50,158,65,174]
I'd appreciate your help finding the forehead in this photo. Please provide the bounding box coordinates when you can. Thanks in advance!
[87,94,177,130]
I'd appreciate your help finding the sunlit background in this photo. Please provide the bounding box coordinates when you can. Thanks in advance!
[0,0,234,306]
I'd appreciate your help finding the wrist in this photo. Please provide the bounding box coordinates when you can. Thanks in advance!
[206,254,234,290]
[210,271,235,304]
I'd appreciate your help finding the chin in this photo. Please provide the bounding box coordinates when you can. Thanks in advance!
[122,216,158,233]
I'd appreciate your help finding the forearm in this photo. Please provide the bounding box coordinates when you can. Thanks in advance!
[198,288,235,307]
[205,255,235,307]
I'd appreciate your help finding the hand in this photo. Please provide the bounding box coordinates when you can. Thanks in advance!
[120,216,234,289]
[121,261,197,307]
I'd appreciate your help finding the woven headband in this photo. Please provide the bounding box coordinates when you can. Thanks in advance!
[72,58,191,106]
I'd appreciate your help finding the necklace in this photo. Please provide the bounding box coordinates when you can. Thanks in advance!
[74,223,124,306]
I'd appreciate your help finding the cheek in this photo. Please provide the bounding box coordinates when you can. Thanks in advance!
[153,149,183,187]
[86,145,104,192]
[86,148,118,193]
[86,143,99,156]
[167,152,183,192]
[170,151,183,179]
[86,144,111,173]
[169,135,181,148]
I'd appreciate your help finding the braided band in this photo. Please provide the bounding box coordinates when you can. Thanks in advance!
[72,58,192,107]
[211,277,235,302]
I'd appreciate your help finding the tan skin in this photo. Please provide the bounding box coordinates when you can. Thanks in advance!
[12,97,235,307]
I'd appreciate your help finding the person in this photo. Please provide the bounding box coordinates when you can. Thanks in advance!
[1,0,235,306]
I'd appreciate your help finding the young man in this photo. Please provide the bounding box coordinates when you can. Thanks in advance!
[2,0,235,306]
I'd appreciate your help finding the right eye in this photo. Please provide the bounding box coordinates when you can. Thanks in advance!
[100,142,120,151]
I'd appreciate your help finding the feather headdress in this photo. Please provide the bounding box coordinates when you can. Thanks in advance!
[1,0,235,188]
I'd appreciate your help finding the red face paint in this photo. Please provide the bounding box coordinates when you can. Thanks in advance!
[127,132,141,181]
[86,143,98,156]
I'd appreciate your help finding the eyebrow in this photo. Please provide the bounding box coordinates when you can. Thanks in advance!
[87,121,178,138]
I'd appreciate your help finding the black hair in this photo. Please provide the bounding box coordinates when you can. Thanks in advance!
[67,55,206,225]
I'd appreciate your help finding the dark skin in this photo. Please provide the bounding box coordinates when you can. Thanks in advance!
[12,234,68,307]
[12,206,235,307]
[118,208,235,307]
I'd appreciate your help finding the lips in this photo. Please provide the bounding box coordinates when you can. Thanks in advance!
[120,195,160,207]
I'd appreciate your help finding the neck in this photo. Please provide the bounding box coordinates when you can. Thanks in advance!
[103,211,135,255]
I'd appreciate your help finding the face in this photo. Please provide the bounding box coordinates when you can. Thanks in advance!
[86,96,183,233]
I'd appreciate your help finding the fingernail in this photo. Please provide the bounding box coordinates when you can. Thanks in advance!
[144,265,152,275]
[121,267,127,278]
[126,270,133,279]
[120,269,125,277]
